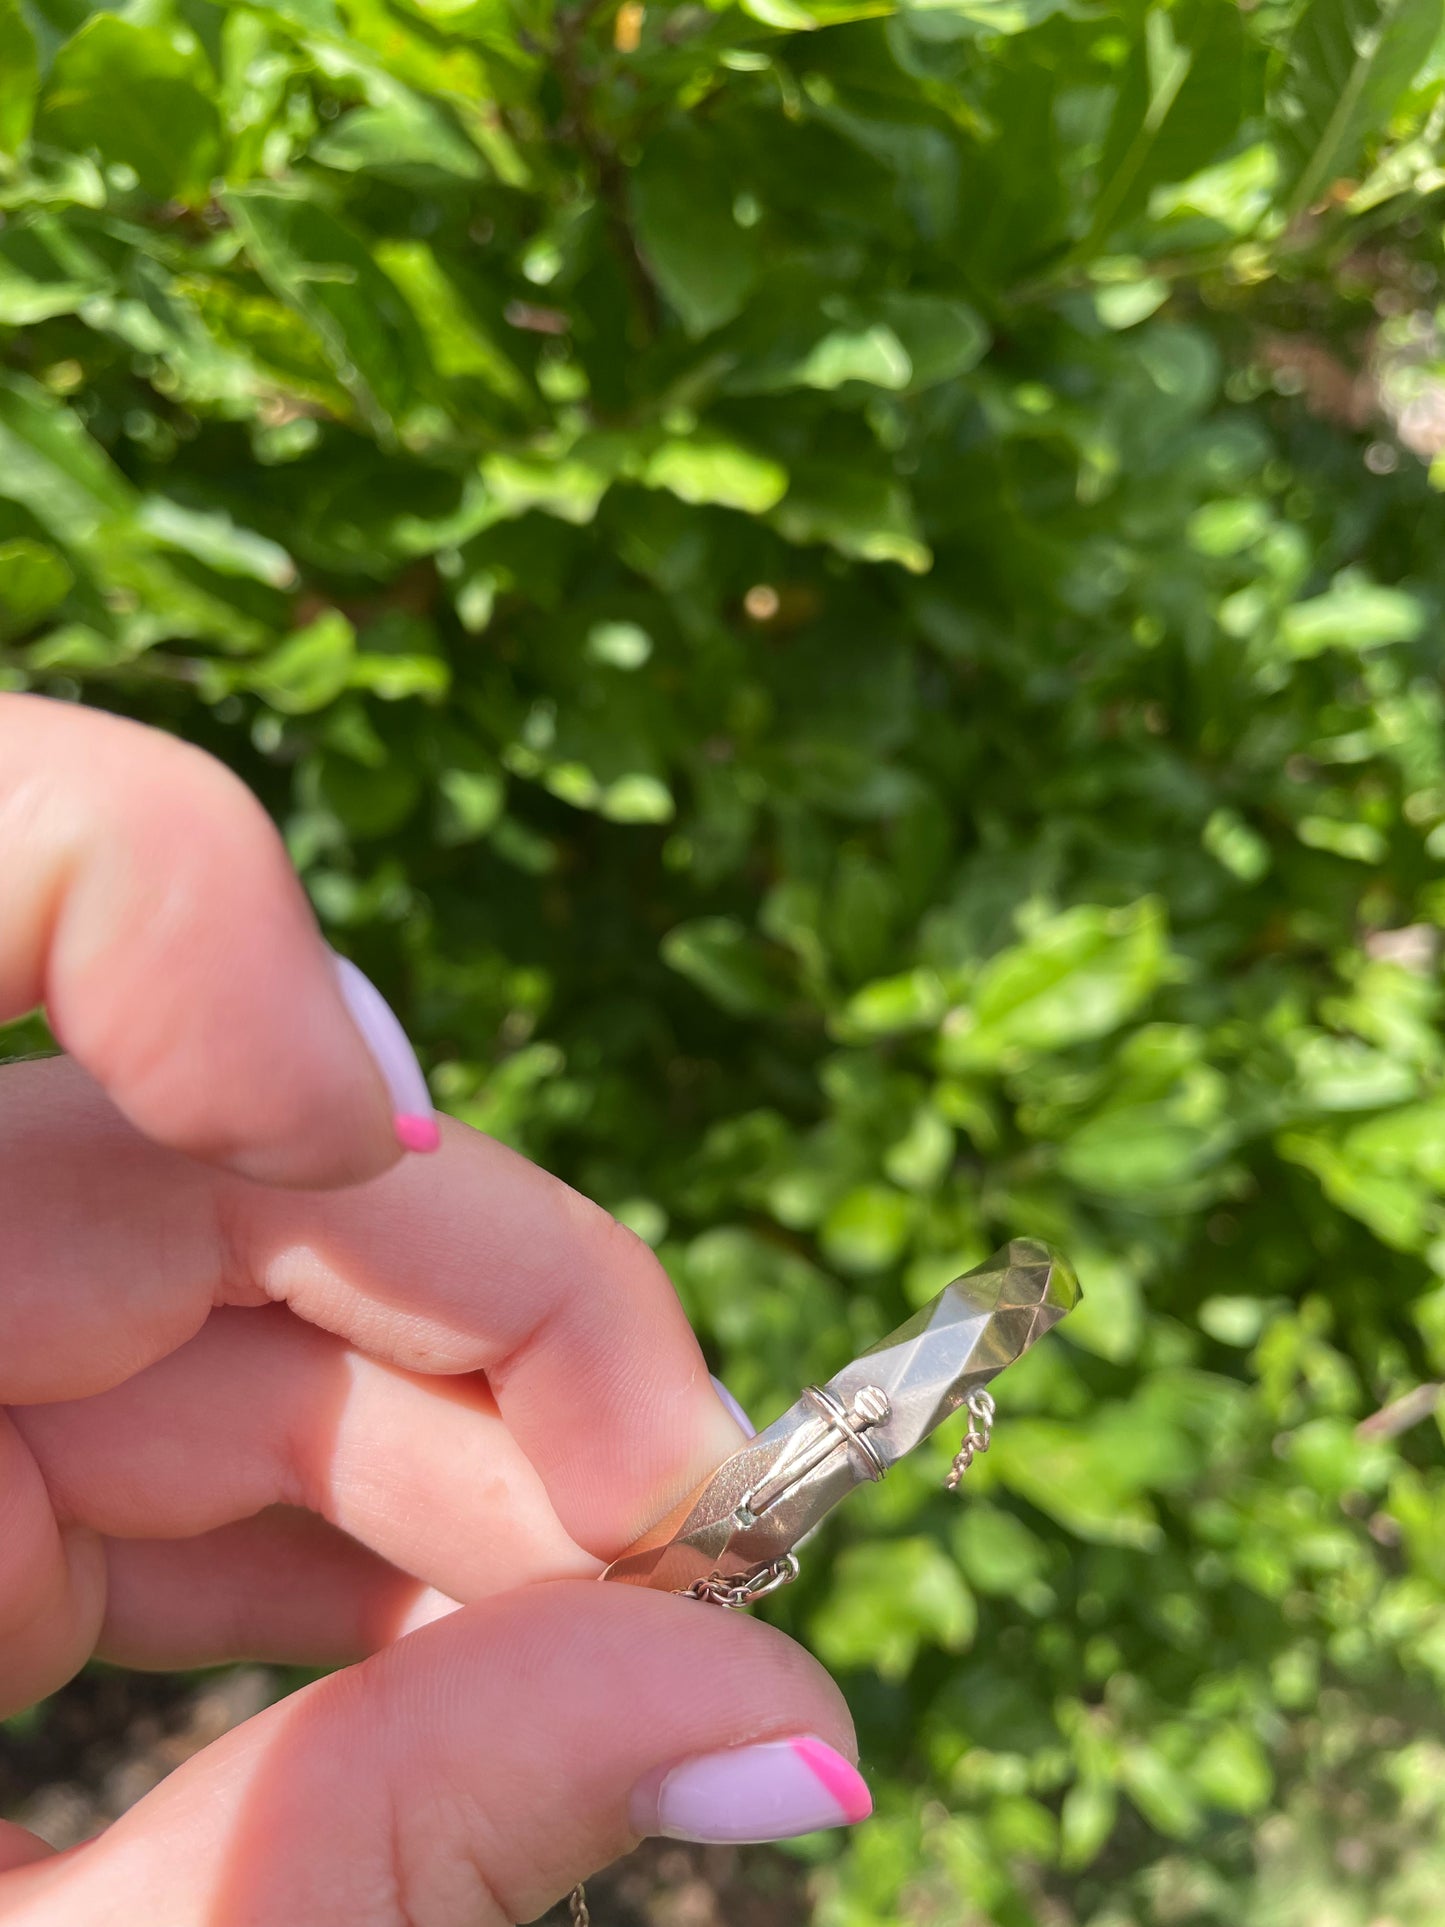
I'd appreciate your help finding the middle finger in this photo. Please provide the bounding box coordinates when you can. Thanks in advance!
[12,1305,591,1607]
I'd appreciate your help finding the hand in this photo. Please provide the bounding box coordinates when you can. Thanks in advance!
[0,695,866,1926]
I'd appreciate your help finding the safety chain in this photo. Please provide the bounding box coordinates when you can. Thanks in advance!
[684,1550,801,1608]
[570,1398,999,1922]
[944,1388,995,1490]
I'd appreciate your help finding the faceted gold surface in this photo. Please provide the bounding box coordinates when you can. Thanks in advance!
[603,1239,1079,1593]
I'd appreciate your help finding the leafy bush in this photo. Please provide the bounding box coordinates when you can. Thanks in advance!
[6,0,1445,1919]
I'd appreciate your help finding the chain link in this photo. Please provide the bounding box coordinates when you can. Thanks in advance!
[684,1551,801,1608]
[567,1884,590,1926]
[945,1388,995,1490]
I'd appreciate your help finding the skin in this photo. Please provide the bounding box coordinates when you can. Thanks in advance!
[0,694,854,1926]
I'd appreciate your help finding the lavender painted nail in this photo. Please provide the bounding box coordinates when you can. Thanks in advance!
[710,1374,756,1438]
[330,950,440,1154]
[631,1736,871,1844]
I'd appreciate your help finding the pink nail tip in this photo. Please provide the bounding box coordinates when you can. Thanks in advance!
[635,1734,870,1844]
[394,1114,442,1154]
[791,1736,873,1825]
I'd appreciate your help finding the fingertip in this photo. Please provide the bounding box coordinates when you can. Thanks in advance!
[231,950,437,1187]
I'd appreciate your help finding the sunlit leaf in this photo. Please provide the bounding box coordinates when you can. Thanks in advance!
[1275,0,1445,218]
[942,899,1171,1069]
[632,126,759,336]
[0,537,72,641]
[0,0,38,158]
[37,15,222,204]
[812,1537,976,1680]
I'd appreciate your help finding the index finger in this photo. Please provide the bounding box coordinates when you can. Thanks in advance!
[0,692,437,1188]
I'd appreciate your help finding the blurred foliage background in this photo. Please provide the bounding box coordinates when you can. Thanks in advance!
[4,0,1445,1920]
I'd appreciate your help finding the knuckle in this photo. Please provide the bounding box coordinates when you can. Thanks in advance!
[560,1182,666,1290]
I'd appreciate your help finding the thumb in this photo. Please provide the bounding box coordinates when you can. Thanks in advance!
[1,1582,868,1926]
[0,694,437,1188]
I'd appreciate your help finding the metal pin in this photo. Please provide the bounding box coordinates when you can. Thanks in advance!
[737,1384,892,1523]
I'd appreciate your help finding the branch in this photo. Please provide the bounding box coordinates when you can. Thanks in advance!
[553,0,662,345]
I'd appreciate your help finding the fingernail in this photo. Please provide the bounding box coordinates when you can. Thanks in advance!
[631,1736,871,1844]
[710,1374,756,1438]
[330,951,440,1154]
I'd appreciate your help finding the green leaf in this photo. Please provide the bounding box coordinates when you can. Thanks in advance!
[224,186,432,434]
[1060,1780,1118,1870]
[1280,1099,1445,1249]
[1275,0,1445,218]
[632,128,759,336]
[0,371,131,524]
[1290,1032,1419,1111]
[902,0,1074,31]
[482,447,613,526]
[314,749,420,838]
[884,1104,954,1189]
[639,435,788,513]
[1276,569,1426,656]
[0,237,105,325]
[1120,1746,1202,1838]
[744,0,894,22]
[1061,1248,1144,1365]
[1297,814,1388,863]
[1094,276,1170,330]
[311,99,485,179]
[1189,497,1274,557]
[36,15,222,205]
[794,322,914,391]
[942,900,1170,1069]
[585,622,652,670]
[837,968,949,1040]
[774,467,932,571]
[1058,1105,1229,1197]
[993,1415,1166,1548]
[1203,806,1271,881]
[879,292,990,388]
[0,373,253,645]
[250,610,356,713]
[812,1537,976,1681]
[137,500,296,588]
[820,1181,914,1272]
[1087,3,1252,249]
[375,241,530,403]
[0,0,38,157]
[0,537,72,641]
[1190,1727,1274,1814]
[1199,1295,1269,1346]
[724,288,986,396]
[597,773,675,823]
[436,767,505,845]
[951,1503,1050,1598]
[661,917,794,1017]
